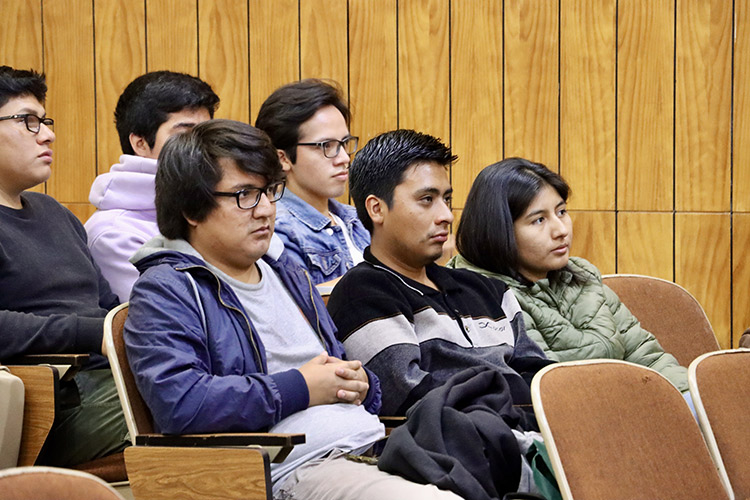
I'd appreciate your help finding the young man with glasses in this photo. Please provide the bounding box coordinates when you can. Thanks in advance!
[84,71,219,301]
[256,79,369,285]
[124,119,462,499]
[0,65,128,466]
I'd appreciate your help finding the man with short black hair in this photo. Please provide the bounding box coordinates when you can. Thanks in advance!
[328,129,552,495]
[124,120,462,500]
[0,65,128,466]
[85,71,219,301]
[256,79,368,284]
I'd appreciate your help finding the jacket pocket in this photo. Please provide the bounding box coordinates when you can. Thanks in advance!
[306,251,343,277]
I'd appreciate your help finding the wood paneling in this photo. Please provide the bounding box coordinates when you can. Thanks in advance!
[569,210,616,274]
[504,0,559,168]
[617,0,674,211]
[349,0,397,146]
[450,0,503,208]
[398,0,450,143]
[43,0,96,203]
[300,0,348,85]
[560,0,616,211]
[675,213,731,348]
[199,0,249,122]
[95,0,146,171]
[617,212,673,279]
[146,0,197,74]
[733,214,750,347]
[734,1,750,213]
[675,0,732,212]
[248,0,299,121]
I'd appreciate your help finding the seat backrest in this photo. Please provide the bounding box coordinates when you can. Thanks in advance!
[532,359,730,500]
[103,303,154,438]
[0,466,125,500]
[690,349,750,499]
[602,274,719,366]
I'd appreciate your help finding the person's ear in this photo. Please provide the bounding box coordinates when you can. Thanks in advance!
[365,195,386,227]
[278,149,293,173]
[183,213,199,229]
[129,133,154,158]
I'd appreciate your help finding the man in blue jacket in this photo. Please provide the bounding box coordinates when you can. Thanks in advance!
[124,119,461,499]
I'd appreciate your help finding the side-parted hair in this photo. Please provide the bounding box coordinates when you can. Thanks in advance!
[456,157,570,283]
[0,66,46,109]
[349,129,457,232]
[115,71,219,155]
[255,78,350,164]
[155,119,283,241]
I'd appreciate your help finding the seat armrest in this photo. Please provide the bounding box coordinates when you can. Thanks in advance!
[134,433,305,463]
[4,354,89,382]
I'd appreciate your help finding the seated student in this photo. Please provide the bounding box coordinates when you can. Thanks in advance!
[123,119,461,500]
[447,157,689,393]
[255,79,368,285]
[85,71,219,302]
[326,130,551,493]
[0,65,128,466]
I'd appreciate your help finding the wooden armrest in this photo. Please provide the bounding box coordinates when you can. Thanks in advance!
[4,354,89,382]
[6,365,59,465]
[135,433,305,463]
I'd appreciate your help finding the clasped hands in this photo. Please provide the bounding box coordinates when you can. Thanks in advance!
[299,352,369,407]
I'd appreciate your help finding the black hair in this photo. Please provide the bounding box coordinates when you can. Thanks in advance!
[155,119,283,241]
[115,71,219,155]
[0,66,46,109]
[349,129,457,232]
[455,157,571,284]
[255,78,350,163]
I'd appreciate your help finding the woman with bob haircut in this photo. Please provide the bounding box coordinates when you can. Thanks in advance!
[447,157,689,394]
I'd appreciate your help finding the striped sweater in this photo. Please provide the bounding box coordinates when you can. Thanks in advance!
[328,249,552,416]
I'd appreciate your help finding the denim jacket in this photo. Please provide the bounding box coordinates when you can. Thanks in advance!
[274,190,370,285]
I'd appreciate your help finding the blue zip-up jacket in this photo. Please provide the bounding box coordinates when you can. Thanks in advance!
[124,237,381,434]
[274,190,370,285]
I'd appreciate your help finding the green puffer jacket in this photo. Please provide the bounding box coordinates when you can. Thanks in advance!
[446,255,688,392]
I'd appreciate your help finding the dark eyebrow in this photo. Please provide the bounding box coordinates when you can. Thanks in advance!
[524,200,567,219]
[415,187,453,196]
[16,108,45,117]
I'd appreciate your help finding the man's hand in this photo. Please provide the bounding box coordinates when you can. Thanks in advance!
[299,352,369,407]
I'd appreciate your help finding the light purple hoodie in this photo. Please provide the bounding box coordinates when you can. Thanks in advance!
[85,155,158,302]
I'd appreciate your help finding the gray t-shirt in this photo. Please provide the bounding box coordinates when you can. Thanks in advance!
[207,258,384,490]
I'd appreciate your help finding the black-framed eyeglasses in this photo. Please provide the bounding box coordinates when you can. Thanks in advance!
[296,136,359,159]
[0,114,54,134]
[213,180,286,210]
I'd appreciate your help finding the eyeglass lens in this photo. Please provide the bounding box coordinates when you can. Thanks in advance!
[237,182,285,209]
[322,137,358,158]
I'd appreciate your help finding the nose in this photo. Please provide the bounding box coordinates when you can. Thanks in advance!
[332,144,350,167]
[551,215,569,238]
[37,123,55,144]
[252,191,275,218]
[437,199,454,225]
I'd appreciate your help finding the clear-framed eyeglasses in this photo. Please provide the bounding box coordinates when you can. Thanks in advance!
[296,136,359,159]
[0,113,54,134]
[213,180,286,210]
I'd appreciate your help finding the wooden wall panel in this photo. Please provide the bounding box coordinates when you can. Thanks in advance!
[560,0,616,211]
[95,0,146,171]
[675,0,731,212]
[146,0,197,74]
[617,212,673,279]
[43,0,96,204]
[735,0,750,213]
[675,213,731,348]
[504,0,559,167]
[300,0,348,85]
[617,0,674,211]
[450,0,503,208]
[1,0,44,194]
[248,0,298,121]
[349,0,397,146]
[733,214,750,347]
[0,1,43,70]
[569,210,616,274]
[398,0,450,143]
[199,0,249,122]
